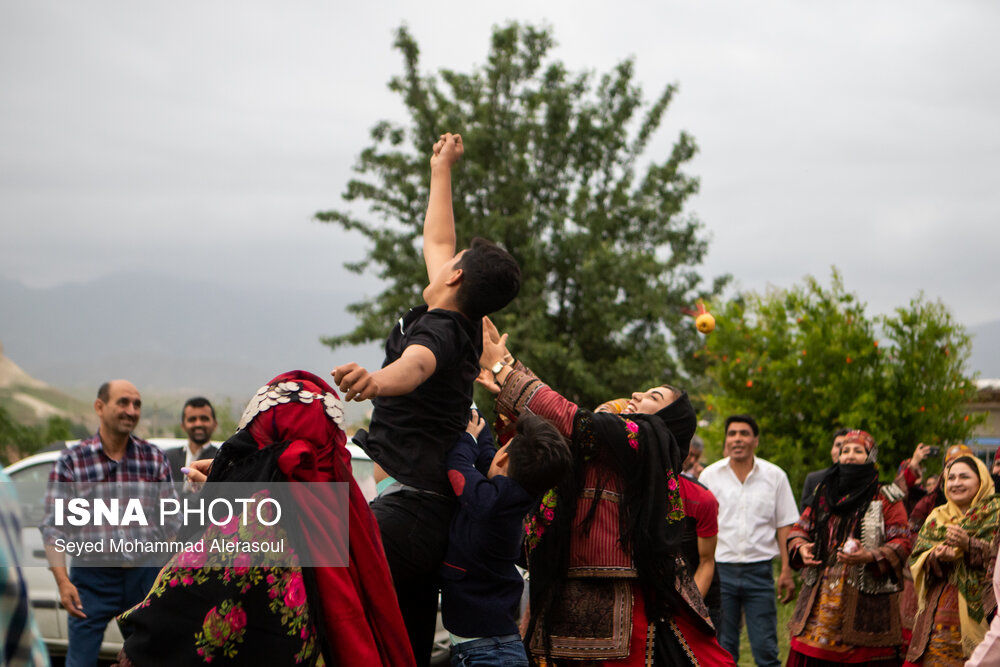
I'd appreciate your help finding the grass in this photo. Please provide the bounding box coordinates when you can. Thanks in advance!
[735,597,794,666]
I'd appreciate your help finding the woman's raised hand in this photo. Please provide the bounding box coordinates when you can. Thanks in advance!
[475,368,502,395]
[184,458,213,483]
[480,316,510,370]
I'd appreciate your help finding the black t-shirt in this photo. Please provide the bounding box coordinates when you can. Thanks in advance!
[361,305,482,495]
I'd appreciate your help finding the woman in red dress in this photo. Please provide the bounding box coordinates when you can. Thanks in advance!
[480,325,734,666]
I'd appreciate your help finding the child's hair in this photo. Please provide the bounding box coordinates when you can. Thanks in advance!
[507,415,571,497]
[455,237,520,320]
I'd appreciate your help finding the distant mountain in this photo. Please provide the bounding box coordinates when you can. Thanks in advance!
[970,319,1000,378]
[2,272,996,415]
[0,273,382,425]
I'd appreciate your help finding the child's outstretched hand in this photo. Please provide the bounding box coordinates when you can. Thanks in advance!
[466,410,486,438]
[430,133,463,170]
[332,362,380,402]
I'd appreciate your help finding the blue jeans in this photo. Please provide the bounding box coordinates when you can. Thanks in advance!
[450,634,528,667]
[67,565,158,667]
[717,561,780,667]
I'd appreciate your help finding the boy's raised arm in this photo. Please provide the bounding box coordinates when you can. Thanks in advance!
[423,133,463,281]
[332,344,437,402]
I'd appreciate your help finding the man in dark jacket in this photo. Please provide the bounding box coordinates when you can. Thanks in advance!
[166,397,219,496]
[800,428,850,507]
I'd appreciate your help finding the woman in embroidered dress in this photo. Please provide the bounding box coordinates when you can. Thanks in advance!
[785,430,912,666]
[904,455,1000,666]
[478,322,734,666]
[113,371,414,666]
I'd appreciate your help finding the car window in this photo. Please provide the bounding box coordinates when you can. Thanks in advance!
[8,461,54,527]
[350,458,376,503]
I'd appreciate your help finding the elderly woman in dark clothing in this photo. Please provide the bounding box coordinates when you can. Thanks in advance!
[785,430,912,666]
[479,321,734,666]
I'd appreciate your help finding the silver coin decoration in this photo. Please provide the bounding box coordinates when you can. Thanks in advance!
[237,380,346,430]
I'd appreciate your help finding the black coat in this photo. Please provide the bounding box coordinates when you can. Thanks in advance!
[166,443,218,489]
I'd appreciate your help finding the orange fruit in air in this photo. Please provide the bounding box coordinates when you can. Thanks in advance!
[696,312,716,334]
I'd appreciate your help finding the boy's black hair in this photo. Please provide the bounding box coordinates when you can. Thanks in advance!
[181,396,216,421]
[832,427,851,439]
[455,237,520,320]
[506,415,571,498]
[724,414,759,437]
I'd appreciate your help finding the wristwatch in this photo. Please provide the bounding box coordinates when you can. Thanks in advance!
[491,359,510,375]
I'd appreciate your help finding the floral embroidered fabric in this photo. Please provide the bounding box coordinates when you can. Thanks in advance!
[117,498,324,665]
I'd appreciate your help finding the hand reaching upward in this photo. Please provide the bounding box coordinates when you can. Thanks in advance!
[430,133,463,171]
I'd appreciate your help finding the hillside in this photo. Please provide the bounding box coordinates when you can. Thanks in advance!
[0,341,95,428]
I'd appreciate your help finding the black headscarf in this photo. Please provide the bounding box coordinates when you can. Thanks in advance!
[808,431,880,564]
[526,391,696,660]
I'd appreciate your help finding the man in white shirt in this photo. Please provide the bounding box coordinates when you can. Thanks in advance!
[699,414,798,667]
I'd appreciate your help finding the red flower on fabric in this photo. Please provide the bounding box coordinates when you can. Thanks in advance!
[233,554,251,577]
[225,606,247,633]
[284,576,307,608]
[220,515,240,535]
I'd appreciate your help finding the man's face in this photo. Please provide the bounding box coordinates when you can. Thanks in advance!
[182,405,217,446]
[96,381,141,437]
[724,421,758,463]
[624,386,678,415]
[831,434,849,463]
[422,250,466,305]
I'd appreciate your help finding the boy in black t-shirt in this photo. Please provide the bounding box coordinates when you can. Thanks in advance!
[332,133,521,665]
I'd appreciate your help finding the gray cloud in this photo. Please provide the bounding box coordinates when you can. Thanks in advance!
[2,0,998,329]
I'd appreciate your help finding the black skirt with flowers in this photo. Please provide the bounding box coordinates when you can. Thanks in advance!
[116,436,328,666]
[116,515,324,666]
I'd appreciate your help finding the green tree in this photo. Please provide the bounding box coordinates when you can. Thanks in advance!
[0,405,79,465]
[316,23,727,409]
[700,269,980,498]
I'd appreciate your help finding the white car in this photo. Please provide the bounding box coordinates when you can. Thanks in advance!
[5,438,448,663]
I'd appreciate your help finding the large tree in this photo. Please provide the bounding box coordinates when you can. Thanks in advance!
[700,269,980,497]
[317,23,726,408]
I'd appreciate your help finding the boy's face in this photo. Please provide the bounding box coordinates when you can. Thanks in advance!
[488,440,511,479]
[422,249,466,306]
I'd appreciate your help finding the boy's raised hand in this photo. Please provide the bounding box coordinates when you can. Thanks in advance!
[332,362,381,402]
[430,133,463,170]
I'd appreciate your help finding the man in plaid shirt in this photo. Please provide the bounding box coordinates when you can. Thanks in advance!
[41,380,175,667]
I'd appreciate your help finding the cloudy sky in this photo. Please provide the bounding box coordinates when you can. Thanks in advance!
[2,1,998,331]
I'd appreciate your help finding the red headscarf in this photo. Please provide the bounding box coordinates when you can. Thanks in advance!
[241,370,414,666]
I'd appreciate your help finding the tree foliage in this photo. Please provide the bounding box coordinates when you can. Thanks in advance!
[700,269,980,498]
[317,23,726,408]
[0,405,80,466]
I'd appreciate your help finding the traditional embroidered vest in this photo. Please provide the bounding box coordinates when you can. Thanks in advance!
[567,465,637,577]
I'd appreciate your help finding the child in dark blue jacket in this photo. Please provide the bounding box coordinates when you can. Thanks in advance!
[440,411,571,667]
